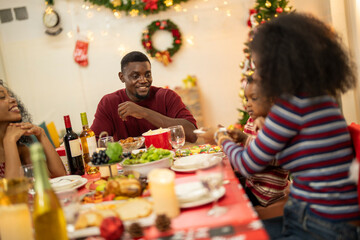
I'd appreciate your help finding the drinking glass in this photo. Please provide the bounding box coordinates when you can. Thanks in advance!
[98,136,114,148]
[196,160,227,217]
[56,189,80,234]
[168,125,185,156]
[0,178,33,240]
[20,164,35,206]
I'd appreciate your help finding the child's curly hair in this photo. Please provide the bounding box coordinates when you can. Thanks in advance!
[0,80,33,145]
[250,12,356,99]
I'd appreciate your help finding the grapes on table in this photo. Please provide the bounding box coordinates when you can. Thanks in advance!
[91,150,110,165]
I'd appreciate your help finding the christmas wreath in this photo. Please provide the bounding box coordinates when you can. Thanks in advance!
[142,19,182,66]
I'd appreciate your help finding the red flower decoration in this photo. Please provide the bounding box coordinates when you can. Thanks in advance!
[142,0,158,11]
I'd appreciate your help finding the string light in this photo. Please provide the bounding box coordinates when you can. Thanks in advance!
[223,1,228,5]
[226,10,231,17]
[186,36,194,45]
[214,7,219,11]
[67,31,73,38]
[118,45,126,55]
[173,4,182,12]
[113,10,121,18]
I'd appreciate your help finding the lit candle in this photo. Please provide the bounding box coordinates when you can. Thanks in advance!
[148,168,179,218]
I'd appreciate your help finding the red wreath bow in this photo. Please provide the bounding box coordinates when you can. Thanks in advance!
[142,0,158,11]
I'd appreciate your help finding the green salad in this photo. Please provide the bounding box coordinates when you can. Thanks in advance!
[122,146,173,165]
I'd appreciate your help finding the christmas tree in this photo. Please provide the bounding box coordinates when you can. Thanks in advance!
[236,0,292,129]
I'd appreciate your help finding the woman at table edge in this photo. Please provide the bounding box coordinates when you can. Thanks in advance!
[0,80,66,179]
[217,13,360,239]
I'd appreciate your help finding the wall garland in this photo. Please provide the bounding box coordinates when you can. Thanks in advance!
[141,19,182,66]
[84,0,189,16]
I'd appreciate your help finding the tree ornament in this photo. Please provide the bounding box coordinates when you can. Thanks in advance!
[265,1,271,8]
[164,0,173,7]
[129,9,139,16]
[284,6,290,12]
[110,0,121,7]
[276,7,283,13]
[141,19,182,66]
[155,214,171,232]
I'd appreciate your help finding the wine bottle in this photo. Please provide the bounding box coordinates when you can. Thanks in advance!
[79,112,98,174]
[63,115,85,175]
[30,143,69,240]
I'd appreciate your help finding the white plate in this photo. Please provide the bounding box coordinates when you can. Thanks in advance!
[50,175,82,191]
[172,154,223,172]
[52,177,88,193]
[176,181,208,203]
[177,185,226,209]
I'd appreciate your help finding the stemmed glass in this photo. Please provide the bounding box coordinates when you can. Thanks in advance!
[168,125,186,157]
[55,189,80,234]
[20,164,35,209]
[196,160,227,217]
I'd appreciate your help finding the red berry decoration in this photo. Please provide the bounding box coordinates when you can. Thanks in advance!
[100,217,124,240]
[276,7,283,13]
[155,21,160,26]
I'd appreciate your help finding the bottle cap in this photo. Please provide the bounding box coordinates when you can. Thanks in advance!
[64,115,71,129]
[80,112,88,126]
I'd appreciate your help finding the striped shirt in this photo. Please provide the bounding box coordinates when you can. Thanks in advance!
[223,95,360,221]
[243,117,289,207]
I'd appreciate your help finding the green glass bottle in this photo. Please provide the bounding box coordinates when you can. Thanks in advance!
[30,143,69,240]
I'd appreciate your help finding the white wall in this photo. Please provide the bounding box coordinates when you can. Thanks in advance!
[0,0,353,136]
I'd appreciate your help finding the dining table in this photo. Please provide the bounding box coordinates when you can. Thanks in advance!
[76,155,270,240]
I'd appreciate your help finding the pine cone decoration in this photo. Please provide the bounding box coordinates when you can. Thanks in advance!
[128,222,143,239]
[155,214,171,232]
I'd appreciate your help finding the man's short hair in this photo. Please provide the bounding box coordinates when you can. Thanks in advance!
[121,51,150,72]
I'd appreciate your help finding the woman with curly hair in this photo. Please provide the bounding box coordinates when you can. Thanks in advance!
[0,80,66,178]
[217,13,360,239]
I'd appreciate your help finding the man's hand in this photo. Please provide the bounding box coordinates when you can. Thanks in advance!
[118,101,145,121]
[227,128,248,145]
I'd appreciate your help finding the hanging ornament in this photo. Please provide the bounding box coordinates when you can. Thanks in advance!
[163,0,173,7]
[284,6,290,12]
[265,1,271,8]
[110,0,121,7]
[276,7,283,13]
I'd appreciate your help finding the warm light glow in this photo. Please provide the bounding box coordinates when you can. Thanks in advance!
[67,31,73,38]
[173,4,182,12]
[129,9,139,17]
[182,8,187,12]
[97,7,101,11]
[164,0,173,7]
[193,15,199,22]
[223,1,228,5]
[90,4,94,8]
[186,36,194,45]
[194,5,198,9]
[45,7,53,14]
[118,45,126,55]
[226,10,231,17]
[101,30,108,36]
[113,10,121,18]
[87,11,94,18]
[214,7,219,11]
[87,31,94,42]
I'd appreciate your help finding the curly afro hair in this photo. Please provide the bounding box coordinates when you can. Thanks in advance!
[250,12,356,99]
[0,80,33,145]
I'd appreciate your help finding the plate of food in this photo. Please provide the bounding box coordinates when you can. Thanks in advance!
[121,146,174,178]
[119,137,145,153]
[177,144,223,157]
[171,154,223,173]
[71,198,155,239]
[50,175,88,192]
[175,181,226,208]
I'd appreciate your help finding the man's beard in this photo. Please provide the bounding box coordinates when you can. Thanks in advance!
[136,91,150,100]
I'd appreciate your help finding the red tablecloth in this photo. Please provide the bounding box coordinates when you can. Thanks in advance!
[78,158,269,240]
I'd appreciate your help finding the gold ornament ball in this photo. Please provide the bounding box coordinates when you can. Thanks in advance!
[239,62,244,68]
[265,1,271,8]
[284,7,290,12]
[239,89,245,98]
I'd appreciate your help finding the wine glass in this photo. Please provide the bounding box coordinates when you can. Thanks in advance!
[20,164,35,209]
[55,189,80,234]
[168,125,185,156]
[98,136,114,148]
[196,159,227,217]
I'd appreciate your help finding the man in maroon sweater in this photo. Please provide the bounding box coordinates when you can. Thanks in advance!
[91,51,197,142]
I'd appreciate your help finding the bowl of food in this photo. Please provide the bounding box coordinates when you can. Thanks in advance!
[119,137,145,153]
[142,128,172,150]
[121,146,174,178]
